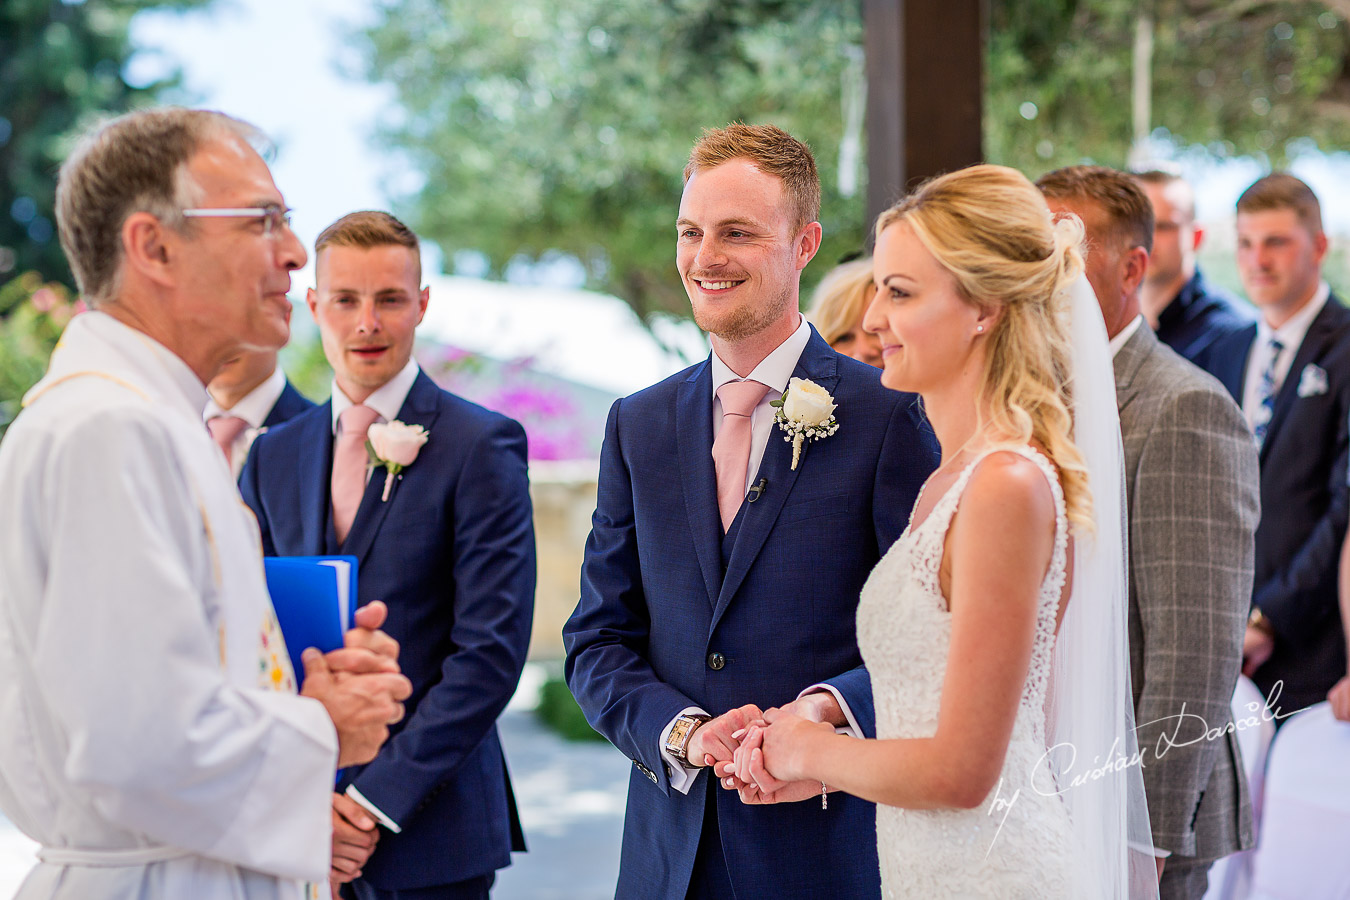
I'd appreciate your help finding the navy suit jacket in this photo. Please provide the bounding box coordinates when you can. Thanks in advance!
[1155,268,1255,374]
[241,371,535,889]
[563,328,938,900]
[1208,295,1350,713]
[261,379,314,429]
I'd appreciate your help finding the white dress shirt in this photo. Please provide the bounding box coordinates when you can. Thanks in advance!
[204,365,287,480]
[662,317,862,793]
[330,358,421,469]
[1240,281,1329,432]
[1108,314,1145,359]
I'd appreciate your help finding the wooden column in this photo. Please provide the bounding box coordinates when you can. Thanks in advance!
[863,0,984,232]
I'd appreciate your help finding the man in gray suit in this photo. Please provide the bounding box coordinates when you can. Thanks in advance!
[1039,166,1260,900]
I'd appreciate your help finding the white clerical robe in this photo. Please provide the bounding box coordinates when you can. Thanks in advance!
[0,312,337,899]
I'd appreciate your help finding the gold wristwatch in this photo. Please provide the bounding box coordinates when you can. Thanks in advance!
[1248,607,1275,638]
[665,714,712,763]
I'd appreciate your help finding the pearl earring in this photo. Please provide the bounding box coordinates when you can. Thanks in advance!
[976,325,985,333]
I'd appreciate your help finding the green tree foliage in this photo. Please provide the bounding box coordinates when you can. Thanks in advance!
[360,0,1350,322]
[358,0,868,321]
[989,1,1350,174]
[0,272,81,437]
[0,0,208,291]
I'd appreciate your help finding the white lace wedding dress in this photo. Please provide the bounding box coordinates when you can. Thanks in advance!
[858,445,1075,898]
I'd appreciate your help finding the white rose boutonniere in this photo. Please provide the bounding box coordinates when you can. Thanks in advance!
[772,377,839,470]
[366,421,429,501]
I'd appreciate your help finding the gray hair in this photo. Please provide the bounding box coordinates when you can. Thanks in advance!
[55,107,266,306]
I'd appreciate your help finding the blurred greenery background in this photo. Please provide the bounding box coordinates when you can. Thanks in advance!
[7,0,1350,438]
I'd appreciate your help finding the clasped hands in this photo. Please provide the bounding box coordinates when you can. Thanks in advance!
[296,600,412,893]
[691,694,838,805]
[299,600,412,768]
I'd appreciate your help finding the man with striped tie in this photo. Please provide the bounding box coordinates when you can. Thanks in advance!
[1207,173,1350,716]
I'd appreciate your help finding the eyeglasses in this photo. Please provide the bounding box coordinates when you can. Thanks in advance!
[181,204,293,237]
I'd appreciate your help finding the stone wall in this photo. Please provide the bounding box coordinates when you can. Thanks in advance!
[527,461,599,660]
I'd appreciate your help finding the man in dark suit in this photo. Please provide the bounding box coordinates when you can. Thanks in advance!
[1040,166,1259,900]
[563,124,938,900]
[1133,170,1254,373]
[1207,173,1350,716]
[242,211,535,900]
[205,340,314,479]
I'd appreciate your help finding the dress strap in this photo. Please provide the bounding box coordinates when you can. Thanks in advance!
[916,444,1067,545]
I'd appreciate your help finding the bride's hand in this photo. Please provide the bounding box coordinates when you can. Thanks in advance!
[720,723,825,805]
[751,710,834,786]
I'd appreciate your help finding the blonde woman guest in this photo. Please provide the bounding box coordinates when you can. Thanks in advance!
[806,257,883,367]
[732,165,1158,898]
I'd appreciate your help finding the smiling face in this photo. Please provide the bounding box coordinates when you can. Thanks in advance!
[864,221,985,395]
[308,243,429,403]
[676,159,818,343]
[1237,207,1326,325]
[172,133,306,360]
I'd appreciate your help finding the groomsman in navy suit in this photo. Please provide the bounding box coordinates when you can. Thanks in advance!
[205,341,313,479]
[241,212,535,899]
[1207,174,1350,716]
[564,124,938,900]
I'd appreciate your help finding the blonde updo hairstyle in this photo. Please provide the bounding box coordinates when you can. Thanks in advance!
[876,164,1092,532]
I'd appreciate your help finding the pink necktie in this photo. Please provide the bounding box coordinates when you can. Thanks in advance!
[332,404,380,545]
[206,415,249,468]
[712,380,771,532]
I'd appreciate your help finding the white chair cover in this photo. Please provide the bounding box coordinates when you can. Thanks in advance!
[1249,702,1350,900]
[1203,675,1278,900]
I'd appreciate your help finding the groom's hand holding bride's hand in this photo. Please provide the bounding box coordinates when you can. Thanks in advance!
[687,704,765,772]
[721,698,837,805]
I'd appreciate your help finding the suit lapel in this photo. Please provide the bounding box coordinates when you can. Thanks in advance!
[297,403,335,556]
[1262,296,1346,461]
[711,332,839,632]
[676,360,724,608]
[341,372,442,562]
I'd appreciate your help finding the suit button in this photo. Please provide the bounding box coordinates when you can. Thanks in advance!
[708,652,726,671]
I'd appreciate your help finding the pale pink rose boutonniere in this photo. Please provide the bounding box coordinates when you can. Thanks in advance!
[771,377,839,470]
[366,421,429,501]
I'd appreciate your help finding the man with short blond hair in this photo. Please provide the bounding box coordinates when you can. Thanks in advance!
[0,107,410,899]
[1133,170,1253,371]
[243,210,534,900]
[565,123,937,900]
[1208,173,1350,717]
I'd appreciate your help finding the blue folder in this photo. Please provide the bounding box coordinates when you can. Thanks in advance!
[263,555,358,687]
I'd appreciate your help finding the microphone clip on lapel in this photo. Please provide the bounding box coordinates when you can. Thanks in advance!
[746,478,768,503]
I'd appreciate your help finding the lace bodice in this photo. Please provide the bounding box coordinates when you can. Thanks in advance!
[857,445,1075,898]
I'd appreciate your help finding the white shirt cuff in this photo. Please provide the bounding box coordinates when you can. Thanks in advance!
[660,706,710,795]
[798,684,863,738]
[345,785,402,834]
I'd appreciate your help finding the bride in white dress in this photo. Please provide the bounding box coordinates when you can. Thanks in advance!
[735,165,1158,898]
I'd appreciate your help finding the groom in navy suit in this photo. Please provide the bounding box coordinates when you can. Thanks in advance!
[241,212,534,899]
[564,124,938,900]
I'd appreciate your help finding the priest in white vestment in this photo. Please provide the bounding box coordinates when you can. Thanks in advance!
[0,107,411,900]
